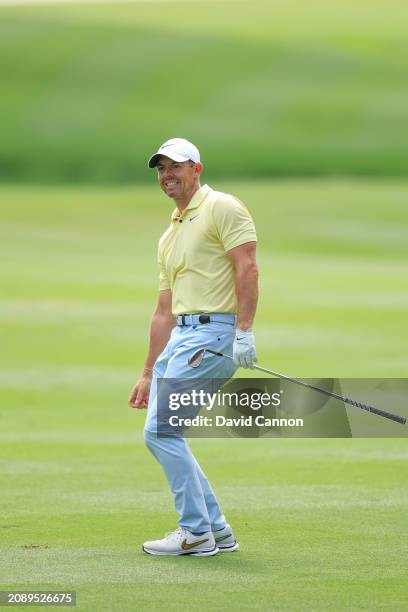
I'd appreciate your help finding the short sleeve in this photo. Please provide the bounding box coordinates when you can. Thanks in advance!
[158,247,170,291]
[212,195,257,252]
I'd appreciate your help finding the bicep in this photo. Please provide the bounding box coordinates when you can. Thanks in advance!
[227,241,257,270]
[155,289,173,317]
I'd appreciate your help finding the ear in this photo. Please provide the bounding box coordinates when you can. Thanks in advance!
[195,162,203,176]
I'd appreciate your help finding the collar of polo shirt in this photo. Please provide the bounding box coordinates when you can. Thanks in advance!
[171,184,212,221]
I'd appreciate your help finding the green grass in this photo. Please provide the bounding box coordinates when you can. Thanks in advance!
[1,179,408,610]
[2,438,407,611]
[1,0,408,182]
[2,179,407,376]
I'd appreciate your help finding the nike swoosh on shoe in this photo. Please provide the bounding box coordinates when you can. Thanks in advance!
[181,538,209,550]
[215,534,233,543]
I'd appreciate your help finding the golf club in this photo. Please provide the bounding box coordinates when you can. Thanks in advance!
[188,348,406,425]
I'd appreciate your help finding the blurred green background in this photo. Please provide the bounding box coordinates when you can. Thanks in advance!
[1,2,408,611]
[1,0,408,182]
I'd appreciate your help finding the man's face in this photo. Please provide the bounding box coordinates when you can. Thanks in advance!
[156,156,201,200]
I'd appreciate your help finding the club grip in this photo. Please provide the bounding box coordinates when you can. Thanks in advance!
[344,397,406,425]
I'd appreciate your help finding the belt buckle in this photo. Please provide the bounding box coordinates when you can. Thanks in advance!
[198,314,210,324]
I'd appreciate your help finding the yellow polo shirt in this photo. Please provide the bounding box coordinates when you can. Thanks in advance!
[158,184,257,315]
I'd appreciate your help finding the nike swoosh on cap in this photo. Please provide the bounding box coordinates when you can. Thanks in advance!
[181,538,209,550]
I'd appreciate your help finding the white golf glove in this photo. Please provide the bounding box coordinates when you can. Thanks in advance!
[233,328,257,369]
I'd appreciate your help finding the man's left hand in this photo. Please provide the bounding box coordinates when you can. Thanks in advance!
[233,328,257,369]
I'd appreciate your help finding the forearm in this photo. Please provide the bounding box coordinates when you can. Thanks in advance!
[129,304,174,409]
[143,310,176,371]
[235,264,259,330]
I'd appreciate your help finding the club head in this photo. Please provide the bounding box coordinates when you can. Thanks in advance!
[188,348,206,368]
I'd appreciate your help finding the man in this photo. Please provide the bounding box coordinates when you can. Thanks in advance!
[128,138,258,556]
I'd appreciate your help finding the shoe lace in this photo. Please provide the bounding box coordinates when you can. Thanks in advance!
[165,527,187,541]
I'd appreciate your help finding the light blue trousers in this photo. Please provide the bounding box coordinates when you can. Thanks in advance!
[144,317,237,533]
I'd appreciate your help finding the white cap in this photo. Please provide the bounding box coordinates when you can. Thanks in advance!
[148,138,200,168]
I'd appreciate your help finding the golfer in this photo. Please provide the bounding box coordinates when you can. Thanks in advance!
[128,138,258,556]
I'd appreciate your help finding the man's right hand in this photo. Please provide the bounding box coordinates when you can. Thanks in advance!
[128,375,152,409]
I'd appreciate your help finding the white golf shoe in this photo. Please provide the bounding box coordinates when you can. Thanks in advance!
[142,527,219,557]
[213,524,239,552]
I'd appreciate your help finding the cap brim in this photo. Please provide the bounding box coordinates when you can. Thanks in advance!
[148,152,189,168]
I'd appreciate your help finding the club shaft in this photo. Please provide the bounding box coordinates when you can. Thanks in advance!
[205,349,406,425]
